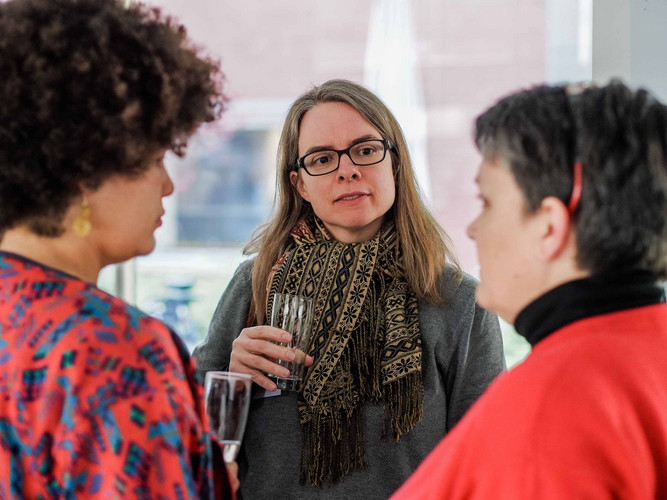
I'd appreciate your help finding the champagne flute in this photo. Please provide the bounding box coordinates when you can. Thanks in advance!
[204,371,252,463]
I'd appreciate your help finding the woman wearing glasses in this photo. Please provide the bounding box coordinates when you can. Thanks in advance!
[193,79,505,498]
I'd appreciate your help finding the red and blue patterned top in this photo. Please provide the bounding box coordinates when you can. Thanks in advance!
[0,251,216,499]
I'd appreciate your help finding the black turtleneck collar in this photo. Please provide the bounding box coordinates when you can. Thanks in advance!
[514,269,665,347]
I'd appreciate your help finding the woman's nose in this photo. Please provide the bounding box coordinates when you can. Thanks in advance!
[163,169,175,197]
[337,153,360,180]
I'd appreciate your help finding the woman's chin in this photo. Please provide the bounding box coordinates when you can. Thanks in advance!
[137,238,157,257]
[118,238,157,263]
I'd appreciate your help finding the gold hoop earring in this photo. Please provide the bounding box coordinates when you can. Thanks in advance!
[73,197,91,237]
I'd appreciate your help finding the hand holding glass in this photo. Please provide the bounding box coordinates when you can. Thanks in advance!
[204,371,251,463]
[268,293,313,391]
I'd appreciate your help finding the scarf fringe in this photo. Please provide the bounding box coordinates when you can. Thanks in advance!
[351,281,383,402]
[300,405,369,486]
[382,372,424,440]
[300,371,424,486]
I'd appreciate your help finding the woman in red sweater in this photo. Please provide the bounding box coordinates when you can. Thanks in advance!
[393,81,667,498]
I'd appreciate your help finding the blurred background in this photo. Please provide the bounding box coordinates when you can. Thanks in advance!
[100,0,663,366]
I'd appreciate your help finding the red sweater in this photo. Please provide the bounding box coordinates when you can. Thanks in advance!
[392,304,667,499]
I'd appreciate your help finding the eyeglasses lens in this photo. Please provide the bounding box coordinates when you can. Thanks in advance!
[302,140,387,176]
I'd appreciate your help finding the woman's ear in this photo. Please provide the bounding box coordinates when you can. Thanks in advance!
[290,171,311,202]
[77,182,92,197]
[537,196,574,262]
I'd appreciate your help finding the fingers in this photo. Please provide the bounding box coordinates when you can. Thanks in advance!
[234,326,298,363]
[229,326,316,391]
[226,461,239,493]
[292,349,315,366]
[229,351,286,392]
[244,325,293,344]
[229,326,298,391]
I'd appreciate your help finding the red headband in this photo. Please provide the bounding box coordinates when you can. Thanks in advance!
[564,83,594,216]
[567,161,583,215]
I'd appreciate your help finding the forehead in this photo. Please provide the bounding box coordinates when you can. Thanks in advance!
[477,157,526,200]
[298,102,381,152]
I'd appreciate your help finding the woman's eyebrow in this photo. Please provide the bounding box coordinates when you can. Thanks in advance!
[302,135,382,156]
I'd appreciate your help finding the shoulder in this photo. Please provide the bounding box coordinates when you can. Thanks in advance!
[421,266,479,319]
[219,257,254,300]
[0,260,178,374]
[486,331,633,421]
[441,266,478,302]
[469,334,656,454]
[195,258,256,371]
[82,284,169,335]
[68,287,198,408]
[49,283,179,363]
[234,257,255,282]
[418,267,503,357]
[7,263,172,344]
[526,311,667,396]
[218,257,254,295]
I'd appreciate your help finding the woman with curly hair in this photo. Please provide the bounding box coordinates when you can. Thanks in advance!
[0,0,231,497]
[193,79,505,498]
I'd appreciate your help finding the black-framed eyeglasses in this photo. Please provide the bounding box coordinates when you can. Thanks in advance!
[294,139,392,176]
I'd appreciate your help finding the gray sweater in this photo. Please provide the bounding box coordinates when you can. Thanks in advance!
[193,259,505,499]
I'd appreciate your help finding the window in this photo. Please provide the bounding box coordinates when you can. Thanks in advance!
[104,0,591,362]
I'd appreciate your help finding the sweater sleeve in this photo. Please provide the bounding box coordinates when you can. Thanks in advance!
[192,259,254,374]
[443,272,506,430]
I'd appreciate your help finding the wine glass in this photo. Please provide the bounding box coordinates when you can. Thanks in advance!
[204,371,252,463]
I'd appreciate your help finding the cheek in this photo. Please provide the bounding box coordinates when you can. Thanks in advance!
[378,167,396,204]
[387,179,397,203]
[297,176,321,203]
[302,182,329,218]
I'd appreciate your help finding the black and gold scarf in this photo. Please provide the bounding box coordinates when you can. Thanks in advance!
[266,217,423,486]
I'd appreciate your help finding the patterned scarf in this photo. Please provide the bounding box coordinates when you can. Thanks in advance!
[266,217,423,486]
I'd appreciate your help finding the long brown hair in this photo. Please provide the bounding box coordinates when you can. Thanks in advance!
[245,79,460,323]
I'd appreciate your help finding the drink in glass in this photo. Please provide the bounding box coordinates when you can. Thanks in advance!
[204,371,251,462]
[268,293,313,391]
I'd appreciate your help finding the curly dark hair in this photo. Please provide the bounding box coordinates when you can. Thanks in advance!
[475,80,667,278]
[0,0,225,236]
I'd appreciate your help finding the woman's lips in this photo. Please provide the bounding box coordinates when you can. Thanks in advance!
[334,193,369,204]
